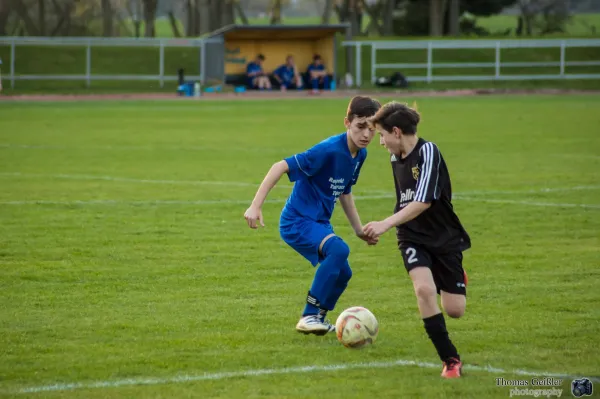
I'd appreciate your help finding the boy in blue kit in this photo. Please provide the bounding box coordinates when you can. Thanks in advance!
[273,55,303,91]
[246,54,271,90]
[306,54,329,93]
[244,96,381,335]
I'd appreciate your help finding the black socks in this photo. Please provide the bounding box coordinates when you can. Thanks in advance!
[423,312,460,362]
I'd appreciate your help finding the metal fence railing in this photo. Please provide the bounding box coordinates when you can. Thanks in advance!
[0,36,223,89]
[341,38,600,87]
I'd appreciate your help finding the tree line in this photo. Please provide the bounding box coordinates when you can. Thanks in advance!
[0,0,579,37]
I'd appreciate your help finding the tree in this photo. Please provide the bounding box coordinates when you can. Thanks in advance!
[221,0,235,27]
[334,0,362,36]
[142,0,157,37]
[321,0,333,24]
[101,0,114,36]
[0,0,10,35]
[394,0,518,36]
[233,0,249,25]
[448,0,460,35]
[270,0,282,24]
[429,0,444,36]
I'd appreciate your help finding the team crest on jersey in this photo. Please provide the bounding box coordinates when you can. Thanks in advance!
[412,165,420,180]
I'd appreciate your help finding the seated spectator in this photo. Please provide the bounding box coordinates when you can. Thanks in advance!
[306,54,330,93]
[246,54,271,90]
[273,55,304,91]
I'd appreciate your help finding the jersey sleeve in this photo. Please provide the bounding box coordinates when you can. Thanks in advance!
[284,141,329,182]
[343,150,367,195]
[415,142,442,203]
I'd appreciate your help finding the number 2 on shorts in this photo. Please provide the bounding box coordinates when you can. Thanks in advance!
[406,247,418,264]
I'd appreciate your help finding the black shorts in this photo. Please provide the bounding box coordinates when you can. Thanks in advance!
[399,243,467,296]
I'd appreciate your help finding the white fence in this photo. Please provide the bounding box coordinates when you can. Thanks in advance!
[1,37,600,89]
[0,36,222,89]
[341,38,600,87]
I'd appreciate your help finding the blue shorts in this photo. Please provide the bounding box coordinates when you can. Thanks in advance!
[280,211,334,267]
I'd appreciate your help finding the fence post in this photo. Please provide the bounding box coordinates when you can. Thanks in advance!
[10,38,15,88]
[355,42,361,87]
[495,41,501,79]
[426,41,433,83]
[86,40,91,88]
[370,43,376,84]
[560,40,566,77]
[159,40,165,88]
[200,40,206,84]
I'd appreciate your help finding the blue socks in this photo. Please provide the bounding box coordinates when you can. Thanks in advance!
[303,237,352,316]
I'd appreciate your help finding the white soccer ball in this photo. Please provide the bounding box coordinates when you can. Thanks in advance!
[335,306,379,348]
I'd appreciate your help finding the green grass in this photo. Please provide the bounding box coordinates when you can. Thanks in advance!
[1,95,599,398]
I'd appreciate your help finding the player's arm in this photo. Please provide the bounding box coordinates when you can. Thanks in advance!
[273,66,283,83]
[363,201,431,238]
[364,142,441,238]
[244,160,289,229]
[245,143,327,229]
[339,193,378,245]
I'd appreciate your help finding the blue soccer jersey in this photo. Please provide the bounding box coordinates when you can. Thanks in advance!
[274,65,294,83]
[282,132,366,224]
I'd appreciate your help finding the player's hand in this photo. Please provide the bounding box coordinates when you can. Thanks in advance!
[356,231,379,246]
[363,220,391,239]
[244,206,264,229]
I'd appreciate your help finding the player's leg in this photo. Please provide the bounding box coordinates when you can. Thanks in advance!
[310,76,320,93]
[259,76,268,89]
[431,251,467,377]
[441,292,466,319]
[321,75,330,90]
[436,251,467,319]
[401,245,461,378]
[264,76,272,90]
[299,234,349,329]
[320,249,352,312]
[279,218,346,335]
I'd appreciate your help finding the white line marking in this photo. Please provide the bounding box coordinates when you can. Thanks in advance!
[0,194,391,206]
[454,196,600,209]
[0,173,598,208]
[0,172,292,189]
[460,185,600,196]
[13,358,599,394]
[1,195,598,209]
[0,143,287,154]
[2,172,600,196]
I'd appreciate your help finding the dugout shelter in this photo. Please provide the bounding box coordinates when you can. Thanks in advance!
[204,24,349,87]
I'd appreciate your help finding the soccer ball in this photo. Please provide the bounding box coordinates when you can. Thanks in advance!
[335,306,379,348]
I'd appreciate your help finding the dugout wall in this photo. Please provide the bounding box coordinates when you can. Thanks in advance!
[205,24,349,86]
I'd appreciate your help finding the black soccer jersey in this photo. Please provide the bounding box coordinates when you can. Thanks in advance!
[391,138,471,252]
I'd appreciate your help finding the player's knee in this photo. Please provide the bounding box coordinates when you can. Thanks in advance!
[324,237,350,260]
[442,296,466,318]
[340,262,352,282]
[414,283,437,300]
[445,306,465,319]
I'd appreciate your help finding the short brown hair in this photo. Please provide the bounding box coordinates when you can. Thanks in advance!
[370,102,420,135]
[346,96,381,122]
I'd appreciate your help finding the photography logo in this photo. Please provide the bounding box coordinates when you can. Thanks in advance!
[571,378,593,397]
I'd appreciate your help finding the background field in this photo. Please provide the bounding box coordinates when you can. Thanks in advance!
[0,95,599,398]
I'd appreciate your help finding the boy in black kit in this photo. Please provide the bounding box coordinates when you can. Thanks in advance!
[363,102,471,379]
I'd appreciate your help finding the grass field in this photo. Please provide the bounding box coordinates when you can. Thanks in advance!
[1,95,600,398]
